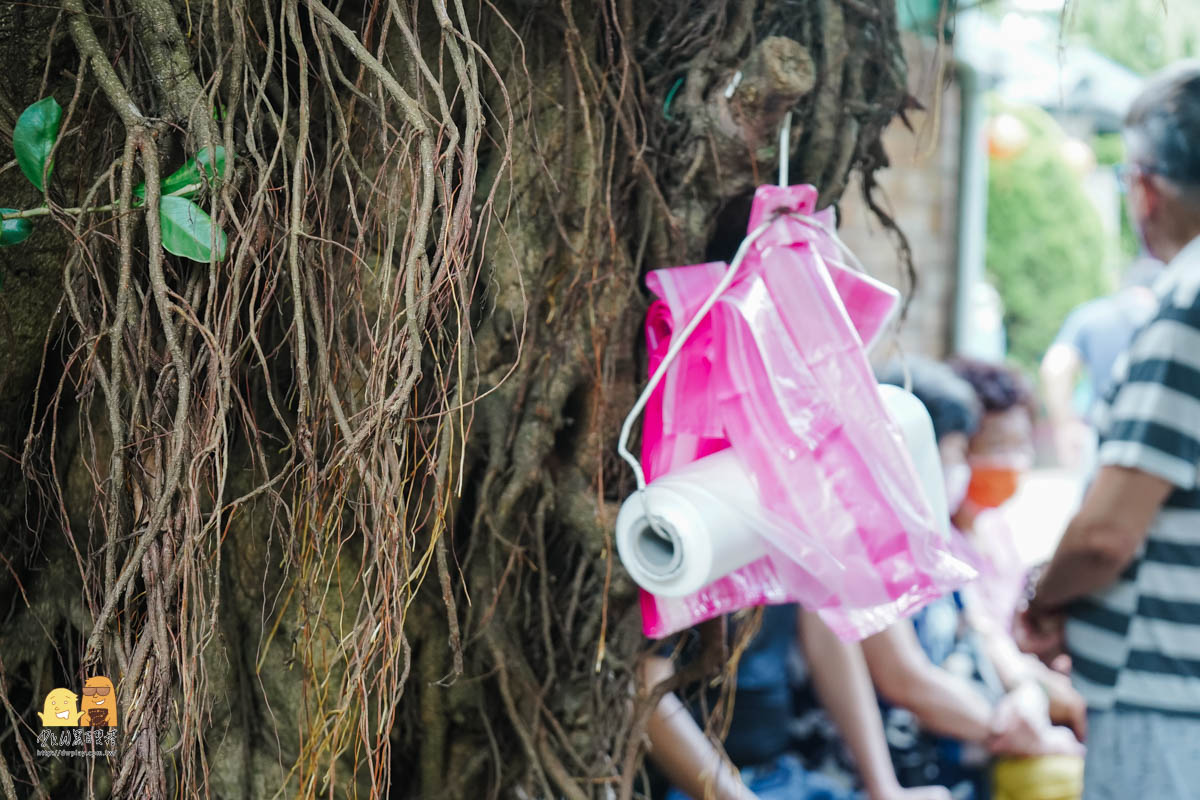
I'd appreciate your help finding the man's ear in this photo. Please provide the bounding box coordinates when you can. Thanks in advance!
[1129,173,1151,220]
[1141,172,1170,219]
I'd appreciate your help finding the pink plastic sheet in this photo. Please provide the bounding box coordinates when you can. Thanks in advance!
[638,184,977,641]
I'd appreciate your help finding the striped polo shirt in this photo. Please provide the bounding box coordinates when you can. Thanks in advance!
[1066,236,1200,715]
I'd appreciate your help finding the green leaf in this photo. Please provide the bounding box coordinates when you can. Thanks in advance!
[159,196,228,263]
[136,145,229,200]
[0,210,32,246]
[13,97,62,192]
[195,145,228,185]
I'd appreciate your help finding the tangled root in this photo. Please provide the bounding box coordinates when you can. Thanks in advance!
[0,1,911,797]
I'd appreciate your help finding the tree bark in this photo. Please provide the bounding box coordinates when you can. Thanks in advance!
[0,1,911,797]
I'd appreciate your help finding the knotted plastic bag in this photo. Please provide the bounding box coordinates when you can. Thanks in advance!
[633,184,976,640]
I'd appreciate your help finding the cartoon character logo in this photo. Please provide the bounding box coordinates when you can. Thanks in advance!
[37,688,82,727]
[79,676,117,728]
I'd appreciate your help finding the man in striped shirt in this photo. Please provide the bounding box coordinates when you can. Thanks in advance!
[1018,62,1200,798]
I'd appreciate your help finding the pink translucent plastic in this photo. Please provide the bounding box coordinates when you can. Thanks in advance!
[960,511,1026,636]
[638,184,977,641]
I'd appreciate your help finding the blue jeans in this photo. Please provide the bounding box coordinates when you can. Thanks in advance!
[666,753,862,800]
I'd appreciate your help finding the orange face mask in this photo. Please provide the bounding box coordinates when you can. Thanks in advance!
[966,466,1020,508]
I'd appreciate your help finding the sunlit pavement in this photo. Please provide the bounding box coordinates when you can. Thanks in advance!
[1001,468,1087,567]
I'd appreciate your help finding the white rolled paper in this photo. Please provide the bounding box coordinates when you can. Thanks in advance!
[615,449,774,597]
[877,383,951,540]
[616,386,949,598]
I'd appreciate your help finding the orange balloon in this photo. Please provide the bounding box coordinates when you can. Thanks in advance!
[987,114,1030,160]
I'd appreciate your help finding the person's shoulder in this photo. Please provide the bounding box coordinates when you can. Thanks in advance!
[1124,300,1200,371]
[1157,247,1200,318]
[1067,295,1128,331]
[1053,298,1107,345]
[1070,296,1110,319]
[1155,275,1200,328]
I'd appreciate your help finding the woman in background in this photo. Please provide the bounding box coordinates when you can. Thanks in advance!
[949,357,1085,734]
[793,359,1084,800]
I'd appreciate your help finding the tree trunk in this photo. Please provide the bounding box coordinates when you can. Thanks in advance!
[0,1,910,797]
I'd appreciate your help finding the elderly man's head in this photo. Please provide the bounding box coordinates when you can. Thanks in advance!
[1124,61,1200,262]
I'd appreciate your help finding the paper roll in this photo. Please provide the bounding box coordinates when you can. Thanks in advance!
[877,383,951,539]
[617,388,949,598]
[615,450,773,597]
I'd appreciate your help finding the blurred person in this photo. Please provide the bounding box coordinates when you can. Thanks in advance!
[898,358,1085,739]
[1040,259,1160,470]
[641,604,955,800]
[948,358,1039,642]
[858,616,1080,800]
[788,360,1084,800]
[861,360,1083,798]
[947,359,1086,740]
[1017,62,1200,800]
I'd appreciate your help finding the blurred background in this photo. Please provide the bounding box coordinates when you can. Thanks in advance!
[839,0,1200,564]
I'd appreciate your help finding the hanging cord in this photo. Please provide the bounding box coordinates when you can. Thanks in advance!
[778,111,792,187]
[615,112,903,542]
[616,216,776,493]
[618,112,801,494]
[616,211,900,488]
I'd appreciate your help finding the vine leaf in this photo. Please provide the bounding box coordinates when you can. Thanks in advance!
[159,196,227,262]
[137,145,229,200]
[195,145,228,185]
[13,97,62,192]
[0,211,31,247]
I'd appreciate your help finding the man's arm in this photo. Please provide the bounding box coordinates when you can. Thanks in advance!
[641,655,758,800]
[1027,464,1172,613]
[1023,311,1200,657]
[799,612,951,800]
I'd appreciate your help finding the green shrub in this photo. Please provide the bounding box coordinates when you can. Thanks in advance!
[1090,134,1142,263]
[986,102,1115,369]
[1091,132,1124,167]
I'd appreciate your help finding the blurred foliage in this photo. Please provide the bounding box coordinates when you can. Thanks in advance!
[1091,132,1124,166]
[987,101,1115,368]
[1067,0,1200,75]
[898,0,953,36]
[1091,132,1140,260]
[1116,198,1140,261]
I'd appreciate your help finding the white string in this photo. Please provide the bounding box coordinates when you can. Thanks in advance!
[724,70,743,99]
[616,114,879,539]
[616,218,775,492]
[778,111,792,187]
[785,212,872,277]
[617,208,893,490]
[619,112,805,501]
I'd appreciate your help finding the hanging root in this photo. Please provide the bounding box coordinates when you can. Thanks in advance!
[0,0,911,797]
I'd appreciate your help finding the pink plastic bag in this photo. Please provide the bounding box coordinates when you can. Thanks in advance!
[637,184,976,640]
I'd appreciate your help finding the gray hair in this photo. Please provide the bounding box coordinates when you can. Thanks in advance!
[1125,60,1200,188]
